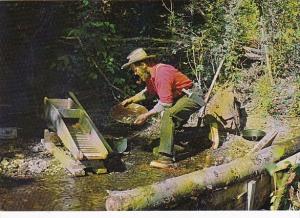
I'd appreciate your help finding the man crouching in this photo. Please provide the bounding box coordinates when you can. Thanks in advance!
[121,48,205,168]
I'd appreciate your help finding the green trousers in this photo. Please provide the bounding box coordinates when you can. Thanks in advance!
[158,96,201,157]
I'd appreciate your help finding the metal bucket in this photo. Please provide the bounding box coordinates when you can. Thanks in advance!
[241,129,266,141]
[112,137,128,153]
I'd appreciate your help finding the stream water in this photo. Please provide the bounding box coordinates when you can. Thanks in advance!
[1,122,299,211]
[0,138,218,211]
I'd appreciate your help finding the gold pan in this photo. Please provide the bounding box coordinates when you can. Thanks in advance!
[110,103,148,125]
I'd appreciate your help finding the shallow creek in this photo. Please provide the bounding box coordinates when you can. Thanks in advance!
[0,137,230,210]
[1,122,299,210]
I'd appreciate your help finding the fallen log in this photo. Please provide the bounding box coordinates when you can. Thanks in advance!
[105,136,300,210]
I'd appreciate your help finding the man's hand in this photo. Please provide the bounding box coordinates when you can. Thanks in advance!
[121,89,147,107]
[133,113,149,126]
[121,98,133,107]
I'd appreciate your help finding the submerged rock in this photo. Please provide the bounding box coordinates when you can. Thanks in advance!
[1,158,10,168]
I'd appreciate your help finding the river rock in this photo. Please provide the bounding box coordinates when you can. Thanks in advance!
[15,153,25,159]
[1,158,9,167]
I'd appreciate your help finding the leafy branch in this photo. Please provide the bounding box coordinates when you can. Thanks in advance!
[62,36,126,97]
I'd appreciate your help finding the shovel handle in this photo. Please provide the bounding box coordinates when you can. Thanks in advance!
[199,56,225,119]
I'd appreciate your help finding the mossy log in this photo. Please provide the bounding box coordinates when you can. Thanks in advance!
[105,137,300,210]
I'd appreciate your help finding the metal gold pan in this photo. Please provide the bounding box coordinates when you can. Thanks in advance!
[110,103,148,125]
[241,129,266,141]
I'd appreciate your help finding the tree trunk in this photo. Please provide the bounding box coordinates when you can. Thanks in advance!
[105,136,300,210]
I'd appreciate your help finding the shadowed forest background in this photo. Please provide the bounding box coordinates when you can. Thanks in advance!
[0,1,299,136]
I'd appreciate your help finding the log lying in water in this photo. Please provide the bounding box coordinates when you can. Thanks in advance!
[105,137,300,210]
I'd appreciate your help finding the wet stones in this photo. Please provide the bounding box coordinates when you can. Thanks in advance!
[0,141,64,178]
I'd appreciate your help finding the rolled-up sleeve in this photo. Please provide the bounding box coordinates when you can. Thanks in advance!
[149,100,172,114]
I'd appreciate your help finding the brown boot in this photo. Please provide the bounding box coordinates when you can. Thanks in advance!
[150,155,174,169]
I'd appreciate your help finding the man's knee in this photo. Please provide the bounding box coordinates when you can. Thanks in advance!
[162,108,175,119]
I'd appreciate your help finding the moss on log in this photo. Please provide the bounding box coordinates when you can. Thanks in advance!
[105,137,300,210]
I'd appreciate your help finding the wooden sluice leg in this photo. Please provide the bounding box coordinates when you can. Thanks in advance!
[43,129,109,176]
[42,129,86,177]
[247,180,256,210]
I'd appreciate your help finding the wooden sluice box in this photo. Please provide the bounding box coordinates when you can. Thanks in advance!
[42,93,113,176]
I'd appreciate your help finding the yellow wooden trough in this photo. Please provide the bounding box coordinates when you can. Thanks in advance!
[43,92,112,161]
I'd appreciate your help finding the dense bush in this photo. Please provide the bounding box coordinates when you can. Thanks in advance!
[162,0,299,115]
[53,0,299,115]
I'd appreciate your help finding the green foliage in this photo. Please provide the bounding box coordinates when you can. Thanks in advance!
[267,163,300,210]
[52,1,133,97]
[295,165,300,176]
[162,0,261,89]
[289,77,300,116]
[265,163,279,176]
[65,18,118,85]
[163,0,298,91]
[82,0,89,7]
[51,0,300,104]
[260,0,300,77]
[161,0,300,119]
[220,0,259,81]
[250,73,300,116]
[236,0,260,43]
[253,75,275,115]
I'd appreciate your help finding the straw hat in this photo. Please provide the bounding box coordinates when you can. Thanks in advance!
[121,48,156,69]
